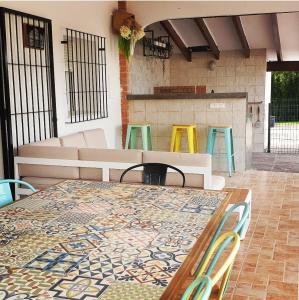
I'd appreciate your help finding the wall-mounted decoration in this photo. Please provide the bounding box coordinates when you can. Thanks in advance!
[112,10,145,60]
[22,23,45,49]
[143,30,172,59]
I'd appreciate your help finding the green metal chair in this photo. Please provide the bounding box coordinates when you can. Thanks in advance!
[181,275,212,300]
[0,179,37,207]
[195,202,249,277]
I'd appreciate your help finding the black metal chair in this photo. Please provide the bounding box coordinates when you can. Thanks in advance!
[119,163,185,187]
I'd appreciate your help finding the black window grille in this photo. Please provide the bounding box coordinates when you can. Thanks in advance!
[63,28,108,123]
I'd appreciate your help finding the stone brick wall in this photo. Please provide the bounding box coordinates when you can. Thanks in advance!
[169,50,267,152]
[128,96,251,172]
[128,36,267,152]
[128,43,170,94]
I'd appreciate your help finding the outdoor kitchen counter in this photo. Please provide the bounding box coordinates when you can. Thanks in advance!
[127,93,252,172]
[127,92,248,100]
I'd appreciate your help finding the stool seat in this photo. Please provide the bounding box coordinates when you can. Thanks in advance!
[170,124,198,153]
[128,123,151,127]
[206,126,235,177]
[173,124,197,128]
[208,125,232,128]
[125,124,152,151]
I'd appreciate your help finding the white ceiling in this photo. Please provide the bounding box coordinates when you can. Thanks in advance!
[146,12,299,61]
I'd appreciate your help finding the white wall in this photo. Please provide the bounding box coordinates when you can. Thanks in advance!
[1,1,121,148]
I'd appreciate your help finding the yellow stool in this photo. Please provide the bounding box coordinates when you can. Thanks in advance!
[170,124,198,153]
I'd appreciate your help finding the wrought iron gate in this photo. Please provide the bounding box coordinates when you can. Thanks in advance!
[268,101,299,153]
[0,7,57,178]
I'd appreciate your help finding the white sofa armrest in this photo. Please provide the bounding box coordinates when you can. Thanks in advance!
[211,175,225,190]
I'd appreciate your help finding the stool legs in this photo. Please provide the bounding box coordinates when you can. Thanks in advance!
[125,125,152,150]
[125,125,132,150]
[193,127,198,152]
[224,129,233,177]
[230,128,236,172]
[206,128,216,154]
[170,128,176,152]
[170,125,198,153]
[174,130,181,152]
[130,127,137,149]
[207,127,236,177]
[187,127,195,153]
[147,126,152,150]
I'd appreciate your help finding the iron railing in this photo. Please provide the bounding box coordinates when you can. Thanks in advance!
[268,100,299,153]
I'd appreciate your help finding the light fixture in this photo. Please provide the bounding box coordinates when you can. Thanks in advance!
[208,60,217,71]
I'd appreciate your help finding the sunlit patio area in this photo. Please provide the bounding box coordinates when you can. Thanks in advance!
[1,1,299,300]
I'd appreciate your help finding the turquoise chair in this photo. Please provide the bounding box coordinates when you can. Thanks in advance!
[195,202,249,276]
[181,275,212,300]
[193,232,240,300]
[0,179,37,207]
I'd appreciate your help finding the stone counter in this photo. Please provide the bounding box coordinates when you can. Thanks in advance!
[128,94,252,172]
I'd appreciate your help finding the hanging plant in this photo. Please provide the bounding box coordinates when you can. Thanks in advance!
[113,10,145,60]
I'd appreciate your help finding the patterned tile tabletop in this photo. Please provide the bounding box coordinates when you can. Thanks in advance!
[0,180,228,299]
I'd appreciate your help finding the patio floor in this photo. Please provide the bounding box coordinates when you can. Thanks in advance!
[252,152,299,173]
[222,170,299,300]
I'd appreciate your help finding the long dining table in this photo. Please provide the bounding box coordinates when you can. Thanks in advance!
[0,180,246,299]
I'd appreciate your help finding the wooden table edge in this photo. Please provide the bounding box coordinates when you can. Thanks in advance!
[160,188,250,300]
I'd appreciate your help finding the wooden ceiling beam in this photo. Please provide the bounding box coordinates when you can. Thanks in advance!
[271,14,283,62]
[267,61,299,71]
[160,20,192,62]
[194,17,220,59]
[232,16,250,58]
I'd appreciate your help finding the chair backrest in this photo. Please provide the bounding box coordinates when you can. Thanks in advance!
[195,202,249,276]
[181,275,212,300]
[194,231,240,299]
[0,179,37,207]
[0,182,13,206]
[120,163,186,187]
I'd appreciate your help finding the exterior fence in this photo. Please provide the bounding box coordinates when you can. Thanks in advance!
[268,100,299,153]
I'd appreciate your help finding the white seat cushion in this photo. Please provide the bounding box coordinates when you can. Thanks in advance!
[82,128,107,149]
[60,132,86,148]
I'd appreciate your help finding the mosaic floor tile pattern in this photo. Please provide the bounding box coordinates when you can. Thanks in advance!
[0,180,228,299]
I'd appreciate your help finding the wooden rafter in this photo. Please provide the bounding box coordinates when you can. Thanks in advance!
[160,20,192,62]
[271,14,283,61]
[267,61,299,71]
[194,17,220,59]
[232,16,250,58]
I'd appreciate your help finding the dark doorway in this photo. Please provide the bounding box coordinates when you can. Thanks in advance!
[0,7,57,179]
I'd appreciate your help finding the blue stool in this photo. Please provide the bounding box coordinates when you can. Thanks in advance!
[206,126,235,176]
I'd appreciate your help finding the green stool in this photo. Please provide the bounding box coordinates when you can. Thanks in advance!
[125,124,152,150]
[206,126,235,177]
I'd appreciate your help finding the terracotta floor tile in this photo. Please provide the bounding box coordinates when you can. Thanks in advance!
[267,280,298,296]
[266,294,298,300]
[221,170,299,300]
